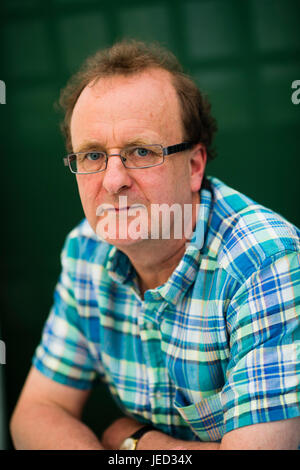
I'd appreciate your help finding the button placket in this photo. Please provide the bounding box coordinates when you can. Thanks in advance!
[137,298,170,422]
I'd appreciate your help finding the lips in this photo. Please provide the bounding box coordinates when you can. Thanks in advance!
[114,207,129,212]
[96,204,145,216]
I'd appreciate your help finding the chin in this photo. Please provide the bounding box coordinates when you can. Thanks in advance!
[95,211,150,247]
[97,234,147,250]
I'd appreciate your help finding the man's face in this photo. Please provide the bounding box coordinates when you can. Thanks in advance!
[70,68,204,247]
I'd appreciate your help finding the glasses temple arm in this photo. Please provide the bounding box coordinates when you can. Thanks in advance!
[163,142,194,156]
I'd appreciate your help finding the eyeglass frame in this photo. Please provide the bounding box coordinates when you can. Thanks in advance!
[63,142,195,174]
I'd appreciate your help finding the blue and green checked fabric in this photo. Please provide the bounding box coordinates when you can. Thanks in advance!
[33,176,300,442]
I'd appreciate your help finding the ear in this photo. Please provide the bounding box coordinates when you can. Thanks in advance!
[189,143,207,193]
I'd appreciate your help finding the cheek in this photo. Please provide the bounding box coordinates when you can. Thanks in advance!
[77,174,97,195]
[163,159,189,193]
[139,170,173,204]
[76,175,101,211]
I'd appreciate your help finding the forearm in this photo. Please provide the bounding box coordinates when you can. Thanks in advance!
[10,402,104,450]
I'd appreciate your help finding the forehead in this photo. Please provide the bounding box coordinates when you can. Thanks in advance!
[70,68,183,147]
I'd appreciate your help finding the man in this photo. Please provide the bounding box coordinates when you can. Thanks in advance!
[10,40,300,450]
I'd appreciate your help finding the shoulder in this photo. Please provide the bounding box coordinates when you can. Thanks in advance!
[61,218,112,266]
[207,177,300,283]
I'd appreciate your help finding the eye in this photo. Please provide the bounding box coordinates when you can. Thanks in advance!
[86,152,102,161]
[135,147,150,157]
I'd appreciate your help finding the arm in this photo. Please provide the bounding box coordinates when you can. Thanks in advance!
[101,416,300,450]
[10,367,104,450]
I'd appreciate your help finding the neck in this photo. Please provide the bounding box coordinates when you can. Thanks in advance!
[129,238,187,296]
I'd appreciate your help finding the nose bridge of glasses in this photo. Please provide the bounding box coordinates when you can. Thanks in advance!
[107,152,126,159]
[105,152,127,169]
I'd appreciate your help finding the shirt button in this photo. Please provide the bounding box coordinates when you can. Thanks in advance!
[156,392,162,399]
[145,321,153,330]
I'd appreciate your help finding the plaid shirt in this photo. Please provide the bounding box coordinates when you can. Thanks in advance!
[33,176,300,442]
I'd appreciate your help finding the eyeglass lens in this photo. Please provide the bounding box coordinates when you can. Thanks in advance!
[70,145,164,173]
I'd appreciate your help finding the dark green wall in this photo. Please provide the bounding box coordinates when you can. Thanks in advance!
[1,0,299,449]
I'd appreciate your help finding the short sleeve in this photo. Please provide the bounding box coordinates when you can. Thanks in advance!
[222,251,300,433]
[32,240,101,390]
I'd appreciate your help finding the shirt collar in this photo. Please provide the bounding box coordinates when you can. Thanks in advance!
[106,245,134,285]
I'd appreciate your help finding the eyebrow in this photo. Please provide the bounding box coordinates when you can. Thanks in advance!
[75,142,106,153]
[125,138,157,147]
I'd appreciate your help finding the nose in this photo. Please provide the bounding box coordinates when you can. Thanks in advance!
[101,154,132,195]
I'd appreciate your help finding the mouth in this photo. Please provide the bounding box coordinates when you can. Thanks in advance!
[114,207,130,212]
[96,204,145,217]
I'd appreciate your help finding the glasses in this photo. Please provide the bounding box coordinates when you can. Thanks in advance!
[63,142,194,174]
